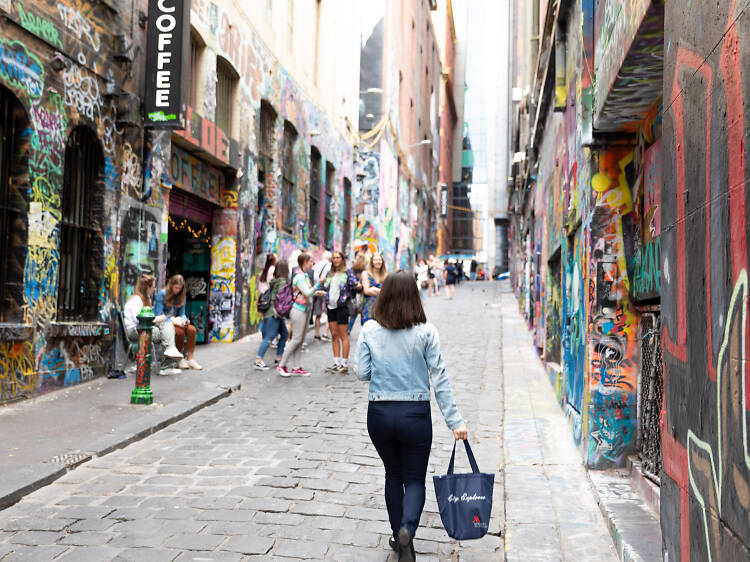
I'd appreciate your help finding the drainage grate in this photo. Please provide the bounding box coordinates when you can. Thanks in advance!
[49,451,92,468]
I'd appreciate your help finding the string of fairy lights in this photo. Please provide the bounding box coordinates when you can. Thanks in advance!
[167,215,211,244]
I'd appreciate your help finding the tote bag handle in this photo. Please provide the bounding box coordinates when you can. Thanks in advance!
[447,440,480,475]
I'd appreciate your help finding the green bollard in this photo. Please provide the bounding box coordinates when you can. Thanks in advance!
[130,306,155,405]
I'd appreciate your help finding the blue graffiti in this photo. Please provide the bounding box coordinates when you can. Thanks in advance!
[40,345,80,387]
[0,39,44,98]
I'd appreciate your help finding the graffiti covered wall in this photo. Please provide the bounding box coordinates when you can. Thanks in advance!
[0,0,146,403]
[661,1,750,559]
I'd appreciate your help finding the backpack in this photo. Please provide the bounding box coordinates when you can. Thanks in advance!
[257,288,273,312]
[273,283,295,318]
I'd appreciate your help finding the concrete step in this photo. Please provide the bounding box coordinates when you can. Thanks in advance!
[588,468,662,562]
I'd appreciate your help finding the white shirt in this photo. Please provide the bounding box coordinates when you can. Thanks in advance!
[123,295,144,331]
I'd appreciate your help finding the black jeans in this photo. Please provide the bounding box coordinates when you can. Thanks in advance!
[367,400,432,539]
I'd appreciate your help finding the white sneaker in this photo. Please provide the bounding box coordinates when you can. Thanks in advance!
[178,358,190,369]
[187,359,203,370]
[254,360,270,371]
[325,363,339,373]
[163,346,183,359]
[158,367,182,376]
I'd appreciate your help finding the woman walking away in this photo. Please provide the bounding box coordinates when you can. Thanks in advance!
[347,253,368,334]
[361,252,387,324]
[254,261,290,370]
[319,251,359,374]
[444,259,457,299]
[354,272,467,561]
[155,274,202,370]
[278,253,318,377]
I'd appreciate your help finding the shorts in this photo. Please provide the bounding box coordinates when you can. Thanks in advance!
[446,278,456,285]
[313,295,326,316]
[327,306,349,324]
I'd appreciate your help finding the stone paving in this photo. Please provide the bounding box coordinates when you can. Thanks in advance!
[0,283,506,561]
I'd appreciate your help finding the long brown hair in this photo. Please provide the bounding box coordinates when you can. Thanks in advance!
[371,271,426,329]
[273,260,290,279]
[328,251,347,276]
[134,274,155,307]
[367,252,387,283]
[164,274,186,307]
[260,253,277,283]
[353,253,368,275]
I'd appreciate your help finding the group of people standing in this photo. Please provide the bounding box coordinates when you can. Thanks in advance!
[254,249,388,377]
[415,255,461,299]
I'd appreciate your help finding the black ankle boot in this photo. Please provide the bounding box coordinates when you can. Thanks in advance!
[398,528,415,562]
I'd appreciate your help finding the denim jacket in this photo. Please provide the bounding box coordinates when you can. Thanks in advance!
[153,289,187,323]
[353,320,464,430]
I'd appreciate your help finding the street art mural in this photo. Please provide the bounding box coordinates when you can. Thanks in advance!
[0,1,142,403]
[661,1,750,559]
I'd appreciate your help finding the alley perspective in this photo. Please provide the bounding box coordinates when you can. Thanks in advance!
[0,0,748,560]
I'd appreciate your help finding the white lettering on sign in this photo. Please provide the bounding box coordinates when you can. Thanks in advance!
[153,0,176,109]
[447,493,486,503]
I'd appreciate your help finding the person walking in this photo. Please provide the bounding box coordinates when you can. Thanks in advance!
[319,251,358,374]
[312,251,332,342]
[444,259,457,299]
[347,252,368,334]
[469,258,478,281]
[254,261,290,370]
[278,253,318,377]
[154,274,202,370]
[415,259,430,300]
[353,271,467,561]
[361,251,387,324]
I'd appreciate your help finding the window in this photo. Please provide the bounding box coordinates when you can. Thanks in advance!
[58,127,103,321]
[259,100,277,161]
[189,29,204,109]
[343,178,352,251]
[309,147,321,243]
[287,0,295,53]
[0,87,28,323]
[324,162,335,249]
[282,121,298,232]
[216,57,237,133]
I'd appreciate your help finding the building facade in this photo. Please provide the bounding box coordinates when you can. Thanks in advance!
[357,0,443,269]
[0,0,360,404]
[508,0,750,557]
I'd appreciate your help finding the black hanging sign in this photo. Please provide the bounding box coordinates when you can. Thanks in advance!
[144,0,190,128]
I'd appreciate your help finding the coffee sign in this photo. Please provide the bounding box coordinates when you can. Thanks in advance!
[144,0,190,128]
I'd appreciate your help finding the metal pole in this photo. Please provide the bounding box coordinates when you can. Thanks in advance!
[130,306,155,405]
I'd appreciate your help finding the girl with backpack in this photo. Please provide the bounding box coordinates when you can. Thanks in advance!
[254,261,290,370]
[320,251,359,374]
[278,253,318,377]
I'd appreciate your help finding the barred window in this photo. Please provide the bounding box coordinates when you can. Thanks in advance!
[57,127,103,321]
[281,121,297,232]
[324,162,335,249]
[343,178,352,251]
[216,57,237,134]
[309,147,321,243]
[0,87,28,323]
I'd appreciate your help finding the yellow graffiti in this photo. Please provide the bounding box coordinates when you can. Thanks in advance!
[0,340,37,400]
[211,237,236,275]
[248,274,261,326]
[31,176,62,220]
[592,150,633,214]
[221,185,238,209]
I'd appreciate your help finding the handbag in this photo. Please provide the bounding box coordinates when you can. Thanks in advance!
[433,440,494,540]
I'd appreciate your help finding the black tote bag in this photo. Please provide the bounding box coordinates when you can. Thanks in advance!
[433,440,494,540]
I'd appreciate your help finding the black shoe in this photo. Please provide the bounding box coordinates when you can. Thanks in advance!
[398,528,415,562]
[389,536,398,552]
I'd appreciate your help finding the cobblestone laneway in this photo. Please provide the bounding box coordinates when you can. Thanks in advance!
[0,283,505,561]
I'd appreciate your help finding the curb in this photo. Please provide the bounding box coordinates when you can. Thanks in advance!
[0,383,240,511]
[586,468,662,562]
